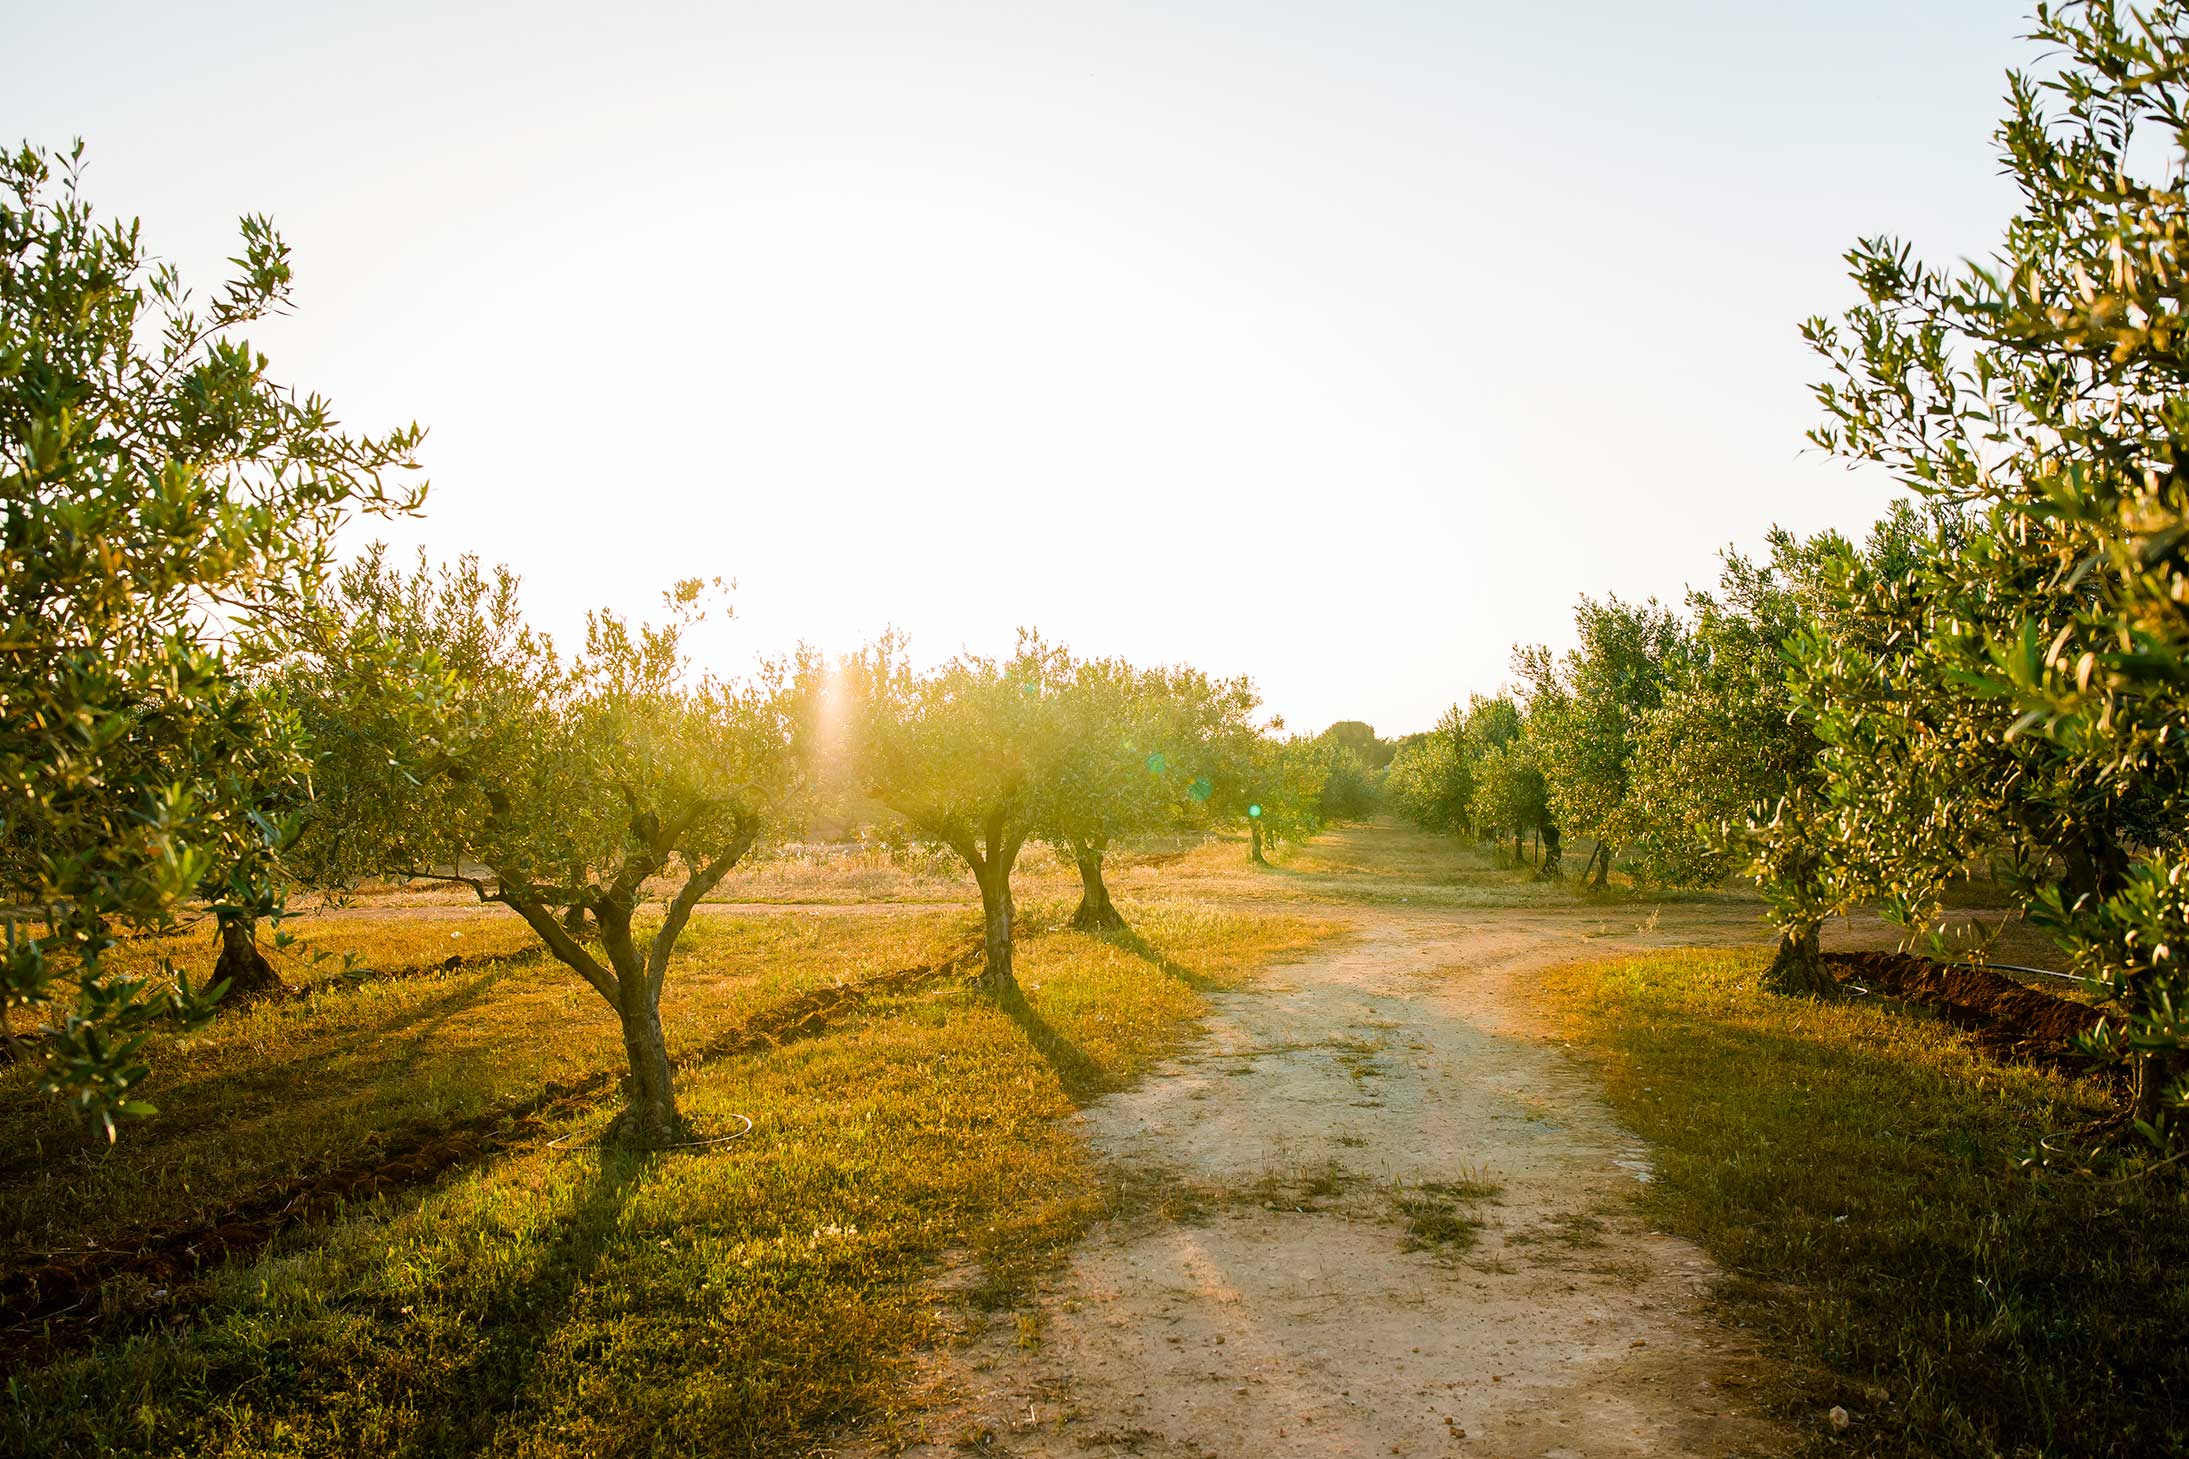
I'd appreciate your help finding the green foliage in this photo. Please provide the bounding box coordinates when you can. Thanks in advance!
[293,552,796,1135]
[1319,720,1396,772]
[1795,0,2189,1113]
[0,141,424,1132]
[1384,704,1475,833]
[1625,536,1830,890]
[1469,726,1549,850]
[1298,721,1391,823]
[1042,658,1261,856]
[1515,596,1687,875]
[841,633,1075,869]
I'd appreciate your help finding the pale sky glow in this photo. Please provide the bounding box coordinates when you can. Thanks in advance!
[15,1,2029,734]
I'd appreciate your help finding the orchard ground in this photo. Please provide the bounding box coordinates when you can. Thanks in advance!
[4,824,2173,1459]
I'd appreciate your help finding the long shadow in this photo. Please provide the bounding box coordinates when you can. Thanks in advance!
[395,1146,652,1458]
[995,983,1109,1107]
[0,967,526,1189]
[0,950,988,1360]
[126,966,521,1139]
[1102,925,1218,992]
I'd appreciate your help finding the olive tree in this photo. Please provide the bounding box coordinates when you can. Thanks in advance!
[842,633,1077,994]
[1625,536,1830,893]
[1472,731,1552,873]
[1044,660,1260,931]
[1515,598,1687,887]
[301,554,795,1142]
[1797,0,2189,1124]
[1233,735,1327,865]
[0,141,424,1132]
[1385,705,1476,836]
[1042,656,1164,932]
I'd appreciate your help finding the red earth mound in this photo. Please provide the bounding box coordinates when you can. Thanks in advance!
[1822,951,2105,1069]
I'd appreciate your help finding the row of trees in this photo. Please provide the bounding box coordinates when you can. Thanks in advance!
[284,562,1335,1139]
[1,140,1383,1140]
[1391,2,2189,1140]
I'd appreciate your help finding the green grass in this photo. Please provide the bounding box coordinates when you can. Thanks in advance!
[1,900,1337,1458]
[1,910,975,1263]
[1391,1176,1502,1257]
[1543,948,2189,1458]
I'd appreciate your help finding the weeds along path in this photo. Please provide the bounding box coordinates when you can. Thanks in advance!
[860,857,1831,1458]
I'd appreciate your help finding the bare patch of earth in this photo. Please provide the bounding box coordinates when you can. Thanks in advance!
[848,902,1909,1459]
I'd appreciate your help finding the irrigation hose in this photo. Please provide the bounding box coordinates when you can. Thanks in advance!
[544,1112,754,1155]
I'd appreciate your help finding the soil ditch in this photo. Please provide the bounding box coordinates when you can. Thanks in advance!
[1824,951,2105,1068]
[1,943,981,1364]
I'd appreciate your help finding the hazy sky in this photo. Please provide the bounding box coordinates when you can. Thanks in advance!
[14,1,2030,735]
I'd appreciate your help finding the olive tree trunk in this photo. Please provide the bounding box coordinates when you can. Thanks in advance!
[2133,1052,2185,1133]
[490,820,756,1147]
[975,862,1017,995]
[1068,838,1126,932]
[614,972,679,1140]
[1539,824,1563,879]
[212,910,284,1001]
[1250,819,1267,865]
[1763,920,1839,998]
[571,899,691,1145]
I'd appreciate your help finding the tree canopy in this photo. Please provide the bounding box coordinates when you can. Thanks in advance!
[0,142,423,1132]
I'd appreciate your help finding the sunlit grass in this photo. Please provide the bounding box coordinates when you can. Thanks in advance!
[1,897,1337,1457]
[1,910,971,1264]
[1541,947,2189,1458]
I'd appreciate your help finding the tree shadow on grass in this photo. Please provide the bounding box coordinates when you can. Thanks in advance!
[995,983,1109,1107]
[117,971,523,1137]
[1100,925,1217,993]
[396,1146,652,1458]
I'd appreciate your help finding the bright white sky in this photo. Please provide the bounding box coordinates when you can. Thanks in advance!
[15,1,2029,735]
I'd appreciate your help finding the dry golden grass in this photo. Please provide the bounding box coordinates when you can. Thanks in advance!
[1,881,1338,1459]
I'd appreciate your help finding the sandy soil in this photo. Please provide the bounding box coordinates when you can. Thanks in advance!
[847,896,1910,1459]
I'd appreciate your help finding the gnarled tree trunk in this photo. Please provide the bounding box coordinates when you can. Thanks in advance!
[491,817,758,1148]
[212,911,284,1001]
[1763,919,1838,998]
[588,895,689,1146]
[976,863,1017,995]
[1539,823,1563,879]
[2061,831,2131,910]
[1068,838,1126,932]
[614,972,679,1143]
[1250,819,1267,865]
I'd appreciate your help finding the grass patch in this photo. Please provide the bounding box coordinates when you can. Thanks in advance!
[1543,947,2189,1457]
[1,900,1336,1457]
[1391,1176,1501,1257]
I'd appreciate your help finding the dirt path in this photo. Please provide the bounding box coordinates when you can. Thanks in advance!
[856,898,1852,1459]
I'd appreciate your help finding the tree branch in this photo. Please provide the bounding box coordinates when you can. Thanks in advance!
[489,878,617,1007]
[646,817,759,1003]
